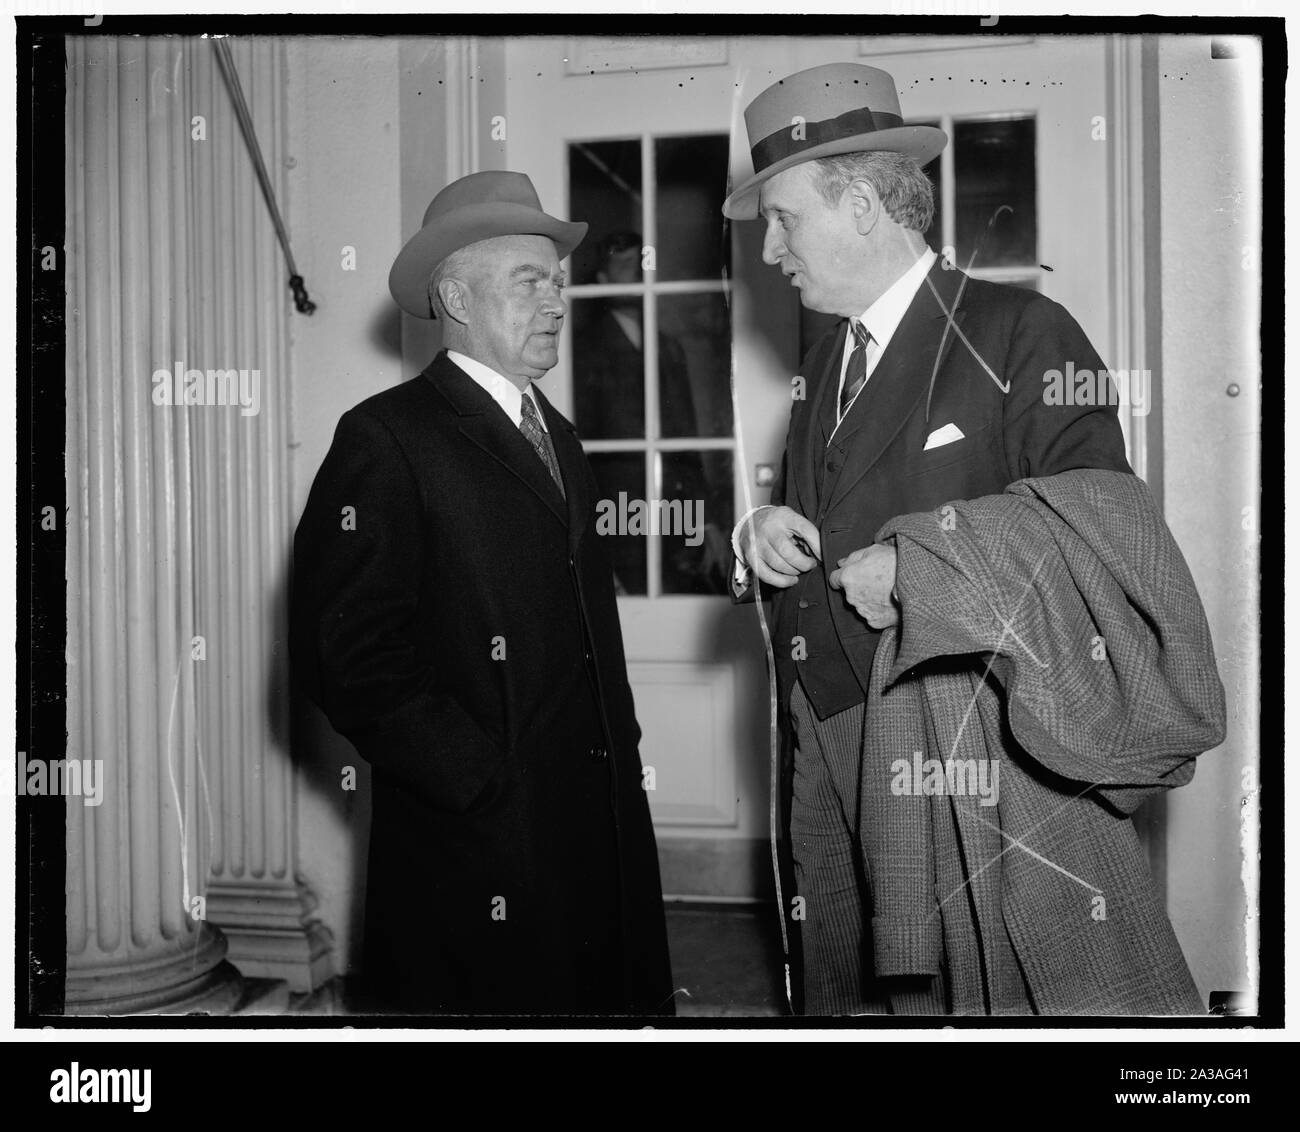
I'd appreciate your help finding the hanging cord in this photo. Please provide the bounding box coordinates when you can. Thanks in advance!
[211,38,315,314]
[723,293,793,1013]
[753,572,793,1010]
[722,69,793,1011]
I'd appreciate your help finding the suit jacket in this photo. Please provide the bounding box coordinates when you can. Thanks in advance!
[738,261,1133,721]
[290,351,673,1016]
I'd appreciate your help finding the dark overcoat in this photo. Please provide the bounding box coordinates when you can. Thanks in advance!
[291,351,673,1016]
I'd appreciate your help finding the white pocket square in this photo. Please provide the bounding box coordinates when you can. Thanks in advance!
[923,423,965,451]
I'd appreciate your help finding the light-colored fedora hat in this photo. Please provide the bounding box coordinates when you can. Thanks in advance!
[722,63,948,220]
[389,170,587,318]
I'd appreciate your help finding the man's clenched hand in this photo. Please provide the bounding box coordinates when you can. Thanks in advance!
[828,543,899,628]
[738,505,822,589]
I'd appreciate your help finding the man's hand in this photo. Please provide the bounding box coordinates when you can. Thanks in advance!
[738,506,822,589]
[828,544,899,628]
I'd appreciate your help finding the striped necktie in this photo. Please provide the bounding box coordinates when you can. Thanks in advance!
[519,393,566,498]
[839,319,874,416]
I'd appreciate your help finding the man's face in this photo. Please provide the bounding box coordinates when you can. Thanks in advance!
[599,246,642,285]
[597,245,641,311]
[758,164,861,316]
[462,234,567,381]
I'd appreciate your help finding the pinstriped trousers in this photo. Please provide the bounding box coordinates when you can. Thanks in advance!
[788,681,880,1014]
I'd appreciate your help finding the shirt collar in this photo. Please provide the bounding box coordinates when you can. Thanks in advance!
[446,350,546,431]
[854,246,938,352]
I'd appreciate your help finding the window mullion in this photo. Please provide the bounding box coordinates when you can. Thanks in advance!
[940,113,956,262]
[642,132,661,599]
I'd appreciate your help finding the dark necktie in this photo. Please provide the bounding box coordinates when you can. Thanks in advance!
[519,393,566,498]
[839,319,874,416]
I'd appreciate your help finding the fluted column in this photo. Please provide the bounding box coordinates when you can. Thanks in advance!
[65,35,329,1013]
[65,35,240,1014]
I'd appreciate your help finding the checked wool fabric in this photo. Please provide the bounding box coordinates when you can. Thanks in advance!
[858,469,1225,1015]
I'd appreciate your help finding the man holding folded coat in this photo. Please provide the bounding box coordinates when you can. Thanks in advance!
[727,62,1225,1015]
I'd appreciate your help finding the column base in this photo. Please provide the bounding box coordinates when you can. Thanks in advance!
[64,926,244,1016]
[206,880,334,993]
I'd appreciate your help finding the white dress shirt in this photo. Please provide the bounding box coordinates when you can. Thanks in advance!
[609,309,643,351]
[732,247,938,589]
[447,349,548,431]
[832,246,937,435]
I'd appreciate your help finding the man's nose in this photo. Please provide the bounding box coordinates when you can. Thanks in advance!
[541,291,566,318]
[761,223,785,266]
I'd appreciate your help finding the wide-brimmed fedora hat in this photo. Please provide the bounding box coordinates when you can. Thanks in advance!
[389,170,587,318]
[723,63,948,220]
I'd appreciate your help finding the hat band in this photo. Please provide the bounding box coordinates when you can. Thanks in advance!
[750,106,905,174]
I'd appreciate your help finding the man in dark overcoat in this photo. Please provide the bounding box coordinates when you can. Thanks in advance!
[292,170,673,1016]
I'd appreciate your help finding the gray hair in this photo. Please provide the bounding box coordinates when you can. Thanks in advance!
[810,151,935,233]
[426,244,480,320]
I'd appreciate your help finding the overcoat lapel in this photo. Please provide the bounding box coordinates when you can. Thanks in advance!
[422,352,569,528]
[822,262,970,514]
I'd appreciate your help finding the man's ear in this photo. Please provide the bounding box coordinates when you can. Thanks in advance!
[848,178,882,236]
[437,276,472,326]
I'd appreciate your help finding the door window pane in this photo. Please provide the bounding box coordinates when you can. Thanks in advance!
[654,134,731,281]
[659,450,734,596]
[954,116,1037,268]
[571,296,644,439]
[589,451,647,596]
[567,131,739,599]
[657,292,732,438]
[569,139,642,285]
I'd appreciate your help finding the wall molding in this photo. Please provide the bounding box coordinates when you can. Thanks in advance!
[658,837,773,901]
[564,37,727,76]
[630,661,738,827]
[1105,34,1150,483]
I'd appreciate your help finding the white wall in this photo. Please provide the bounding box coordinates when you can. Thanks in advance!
[1157,36,1261,1006]
[286,37,406,978]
